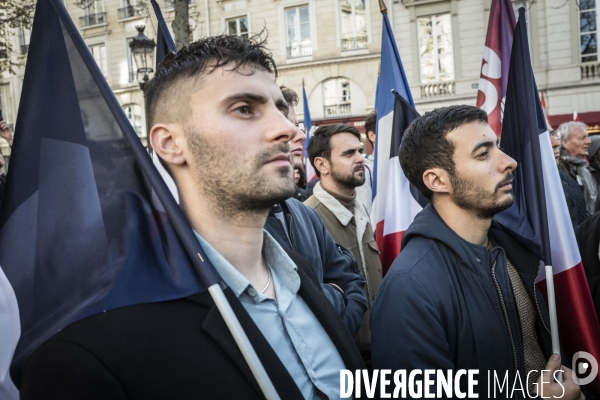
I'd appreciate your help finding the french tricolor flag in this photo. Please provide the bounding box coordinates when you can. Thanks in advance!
[302,84,317,184]
[371,12,424,276]
[497,8,600,395]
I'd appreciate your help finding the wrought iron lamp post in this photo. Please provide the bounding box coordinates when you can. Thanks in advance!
[129,25,156,89]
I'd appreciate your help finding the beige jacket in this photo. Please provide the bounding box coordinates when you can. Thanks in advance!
[304,182,383,365]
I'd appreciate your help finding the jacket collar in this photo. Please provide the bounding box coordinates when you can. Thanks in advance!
[313,182,354,225]
[186,289,305,399]
[313,182,369,228]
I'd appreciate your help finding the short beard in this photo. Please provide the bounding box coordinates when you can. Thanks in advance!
[450,172,514,219]
[330,164,366,190]
[185,128,295,218]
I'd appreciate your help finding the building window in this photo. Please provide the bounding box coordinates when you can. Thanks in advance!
[17,20,31,55]
[119,0,145,19]
[417,13,454,83]
[227,16,249,39]
[89,43,108,78]
[80,0,106,27]
[0,84,14,129]
[286,5,312,59]
[579,0,598,62]
[123,104,144,137]
[323,78,352,117]
[340,0,367,51]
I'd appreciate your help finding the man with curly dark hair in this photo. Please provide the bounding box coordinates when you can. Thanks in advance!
[20,34,364,399]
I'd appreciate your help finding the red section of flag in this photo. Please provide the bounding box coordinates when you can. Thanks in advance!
[476,0,515,137]
[375,221,404,277]
[537,264,600,394]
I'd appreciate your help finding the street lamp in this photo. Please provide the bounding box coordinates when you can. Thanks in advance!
[129,25,156,89]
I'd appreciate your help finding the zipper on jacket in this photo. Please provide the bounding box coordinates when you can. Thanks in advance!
[491,259,519,395]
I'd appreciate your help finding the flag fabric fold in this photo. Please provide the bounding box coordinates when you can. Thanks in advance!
[475,0,516,137]
[496,8,600,395]
[302,85,317,184]
[150,0,176,62]
[371,14,422,276]
[0,0,219,385]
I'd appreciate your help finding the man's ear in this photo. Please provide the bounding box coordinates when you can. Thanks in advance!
[313,157,329,176]
[150,123,186,167]
[422,168,451,195]
[368,131,376,145]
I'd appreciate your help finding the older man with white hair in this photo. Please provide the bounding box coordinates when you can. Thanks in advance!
[558,121,596,216]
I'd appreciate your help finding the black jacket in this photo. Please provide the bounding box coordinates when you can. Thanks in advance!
[265,198,367,336]
[558,168,589,227]
[574,211,600,324]
[371,204,553,399]
[20,250,366,399]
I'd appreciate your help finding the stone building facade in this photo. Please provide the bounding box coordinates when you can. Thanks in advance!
[1,0,599,166]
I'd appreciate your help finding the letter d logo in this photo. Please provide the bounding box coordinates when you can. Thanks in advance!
[572,351,598,386]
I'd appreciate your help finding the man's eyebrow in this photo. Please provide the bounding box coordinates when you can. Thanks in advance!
[342,146,362,155]
[471,139,496,154]
[220,93,269,106]
[275,98,290,116]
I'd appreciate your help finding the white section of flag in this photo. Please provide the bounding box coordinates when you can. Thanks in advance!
[0,266,19,400]
[382,157,423,236]
[372,111,423,236]
[372,111,394,226]
[537,131,581,281]
[305,126,317,182]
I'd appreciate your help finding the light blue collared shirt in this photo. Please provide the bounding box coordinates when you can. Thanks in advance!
[195,230,347,399]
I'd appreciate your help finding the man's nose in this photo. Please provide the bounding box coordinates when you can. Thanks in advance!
[500,151,518,172]
[269,110,295,144]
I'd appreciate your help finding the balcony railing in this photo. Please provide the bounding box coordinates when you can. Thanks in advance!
[118,5,145,19]
[20,44,29,55]
[287,43,313,59]
[581,62,600,80]
[324,103,351,117]
[341,36,368,52]
[79,12,106,27]
[420,81,455,98]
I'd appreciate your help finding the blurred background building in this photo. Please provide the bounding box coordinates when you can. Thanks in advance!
[1,0,599,161]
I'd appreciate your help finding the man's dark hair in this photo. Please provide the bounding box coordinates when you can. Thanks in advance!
[308,124,361,177]
[365,111,377,144]
[280,86,299,106]
[400,105,488,199]
[144,34,277,131]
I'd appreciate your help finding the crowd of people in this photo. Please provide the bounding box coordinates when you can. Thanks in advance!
[7,33,600,399]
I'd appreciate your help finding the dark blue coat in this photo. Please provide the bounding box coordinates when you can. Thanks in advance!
[265,198,367,337]
[371,204,553,399]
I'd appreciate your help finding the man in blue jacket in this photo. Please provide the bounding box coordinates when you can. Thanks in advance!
[265,87,367,337]
[371,105,583,399]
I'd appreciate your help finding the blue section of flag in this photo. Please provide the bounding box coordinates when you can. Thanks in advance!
[373,14,414,199]
[302,85,312,151]
[493,8,551,264]
[302,85,314,187]
[0,0,219,383]
[151,0,176,67]
[375,15,414,117]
